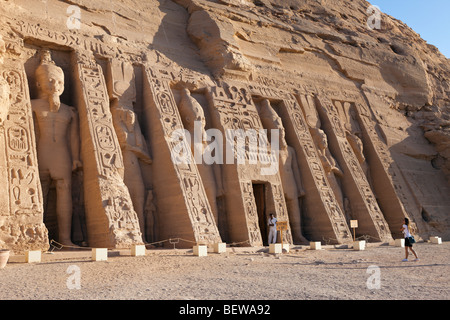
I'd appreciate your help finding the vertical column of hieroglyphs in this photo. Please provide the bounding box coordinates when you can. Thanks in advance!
[207,83,293,246]
[315,95,392,242]
[73,52,143,248]
[280,95,351,243]
[143,66,221,245]
[270,183,294,244]
[0,35,49,252]
[354,100,415,237]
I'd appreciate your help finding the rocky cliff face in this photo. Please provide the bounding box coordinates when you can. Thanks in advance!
[0,0,449,252]
[176,0,450,177]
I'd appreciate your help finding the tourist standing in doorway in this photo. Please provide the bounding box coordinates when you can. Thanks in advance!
[401,218,419,262]
[268,213,278,244]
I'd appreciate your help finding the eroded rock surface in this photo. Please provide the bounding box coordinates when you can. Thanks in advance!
[0,0,448,252]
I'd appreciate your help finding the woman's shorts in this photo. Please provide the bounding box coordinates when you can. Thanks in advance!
[405,237,413,247]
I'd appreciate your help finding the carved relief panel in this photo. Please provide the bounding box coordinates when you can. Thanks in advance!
[74,52,143,247]
[0,34,49,252]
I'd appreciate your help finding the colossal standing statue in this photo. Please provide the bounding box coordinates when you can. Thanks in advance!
[311,127,345,212]
[111,107,152,239]
[178,88,224,226]
[108,60,152,242]
[31,50,82,246]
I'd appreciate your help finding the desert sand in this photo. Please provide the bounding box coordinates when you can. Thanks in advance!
[0,241,448,302]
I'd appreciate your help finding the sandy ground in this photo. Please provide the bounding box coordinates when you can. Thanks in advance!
[0,241,448,304]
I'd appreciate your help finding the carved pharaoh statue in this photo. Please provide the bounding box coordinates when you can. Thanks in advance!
[311,127,345,212]
[108,60,152,242]
[344,105,373,190]
[0,35,10,125]
[178,88,224,225]
[31,50,82,246]
[259,99,308,244]
[111,107,152,239]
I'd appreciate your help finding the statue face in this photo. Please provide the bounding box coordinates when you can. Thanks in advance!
[182,89,206,130]
[317,130,328,150]
[262,101,286,149]
[193,106,206,129]
[273,115,286,144]
[37,69,65,97]
[35,64,65,112]
[125,109,136,127]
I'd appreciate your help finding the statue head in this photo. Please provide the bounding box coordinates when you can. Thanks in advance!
[35,50,65,112]
[123,109,136,130]
[180,88,206,132]
[315,128,328,151]
[112,107,136,133]
[259,99,287,149]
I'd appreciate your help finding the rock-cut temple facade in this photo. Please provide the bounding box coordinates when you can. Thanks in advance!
[0,0,449,252]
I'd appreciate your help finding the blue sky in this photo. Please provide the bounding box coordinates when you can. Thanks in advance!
[368,0,450,58]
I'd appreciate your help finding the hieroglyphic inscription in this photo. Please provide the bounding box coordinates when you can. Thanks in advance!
[8,18,123,60]
[240,180,263,246]
[78,61,124,177]
[144,66,221,244]
[270,183,293,244]
[209,84,263,164]
[2,68,41,215]
[76,54,142,246]
[0,37,49,251]
[316,96,392,241]
[210,83,282,169]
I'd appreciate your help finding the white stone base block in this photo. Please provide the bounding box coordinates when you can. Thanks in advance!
[25,250,41,263]
[269,243,282,254]
[131,244,146,256]
[310,242,321,250]
[193,245,208,257]
[92,248,108,261]
[395,239,405,247]
[430,236,442,244]
[282,243,290,253]
[353,240,366,251]
[213,243,226,253]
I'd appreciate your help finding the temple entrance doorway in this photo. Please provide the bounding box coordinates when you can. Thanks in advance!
[252,183,268,246]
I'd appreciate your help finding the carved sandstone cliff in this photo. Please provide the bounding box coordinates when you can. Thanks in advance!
[0,0,448,252]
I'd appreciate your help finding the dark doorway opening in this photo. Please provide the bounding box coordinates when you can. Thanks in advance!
[253,183,268,246]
